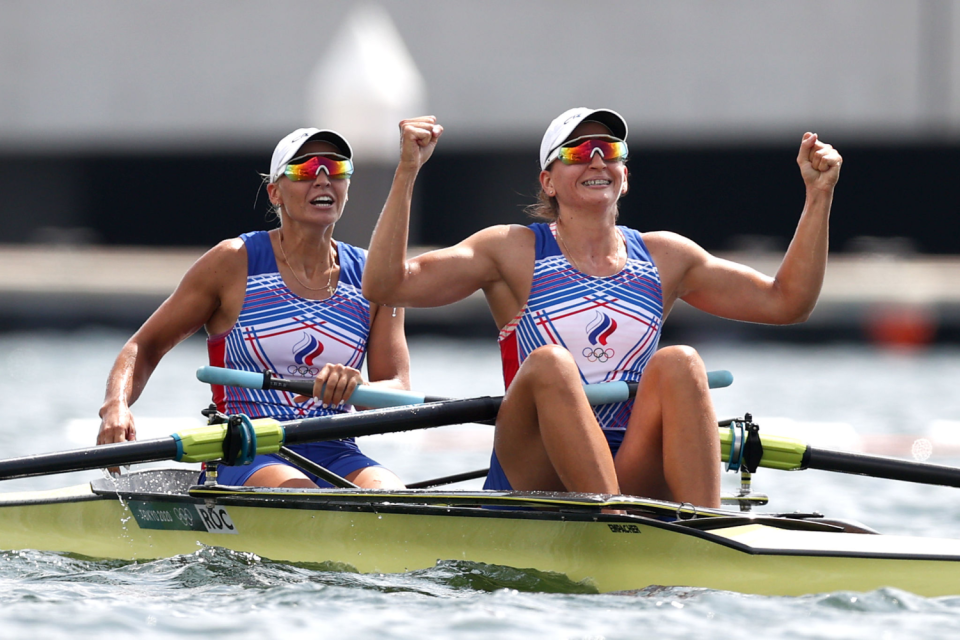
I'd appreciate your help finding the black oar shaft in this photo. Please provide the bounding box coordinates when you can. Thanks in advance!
[283,396,503,445]
[0,438,180,481]
[804,447,960,488]
[407,468,489,489]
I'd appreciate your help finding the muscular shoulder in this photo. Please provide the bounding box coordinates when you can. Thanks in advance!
[203,237,248,267]
[465,224,535,255]
[181,237,248,291]
[640,231,711,299]
[641,231,706,265]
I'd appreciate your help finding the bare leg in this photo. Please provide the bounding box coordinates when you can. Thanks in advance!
[246,463,404,489]
[245,464,317,488]
[614,346,720,507]
[494,345,619,494]
[347,466,405,489]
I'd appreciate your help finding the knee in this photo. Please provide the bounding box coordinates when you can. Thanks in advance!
[525,345,578,371]
[515,345,580,386]
[648,345,707,383]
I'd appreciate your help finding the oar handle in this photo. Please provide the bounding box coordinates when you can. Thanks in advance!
[197,366,735,410]
[196,366,434,409]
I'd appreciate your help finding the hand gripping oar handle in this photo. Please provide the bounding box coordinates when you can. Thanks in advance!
[196,366,437,408]
[196,366,735,408]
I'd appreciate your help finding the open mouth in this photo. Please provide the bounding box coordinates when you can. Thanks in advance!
[311,196,335,207]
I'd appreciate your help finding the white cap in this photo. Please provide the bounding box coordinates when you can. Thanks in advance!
[269,128,353,182]
[539,108,628,170]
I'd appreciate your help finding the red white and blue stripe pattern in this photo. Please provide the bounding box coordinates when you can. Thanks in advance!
[499,222,663,433]
[207,231,370,420]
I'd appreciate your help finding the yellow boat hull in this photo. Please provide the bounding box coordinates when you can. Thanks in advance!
[2,471,959,597]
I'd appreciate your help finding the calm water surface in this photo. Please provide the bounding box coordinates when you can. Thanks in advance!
[2,329,960,638]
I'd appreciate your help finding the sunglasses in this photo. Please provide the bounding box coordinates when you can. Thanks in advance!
[554,135,629,165]
[283,153,354,181]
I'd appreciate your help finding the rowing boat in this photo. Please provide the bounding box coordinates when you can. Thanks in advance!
[2,468,960,597]
[3,371,960,597]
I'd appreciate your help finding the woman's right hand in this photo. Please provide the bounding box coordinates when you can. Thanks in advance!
[398,116,443,171]
[97,403,137,445]
[292,363,366,408]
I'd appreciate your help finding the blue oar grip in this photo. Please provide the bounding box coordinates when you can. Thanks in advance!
[583,381,631,405]
[349,387,427,409]
[707,370,734,389]
[197,366,428,409]
[197,366,266,390]
[581,369,732,406]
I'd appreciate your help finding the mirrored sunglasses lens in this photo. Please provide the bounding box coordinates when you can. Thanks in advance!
[558,139,627,164]
[284,155,353,180]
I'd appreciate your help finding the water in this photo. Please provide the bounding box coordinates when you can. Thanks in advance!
[2,329,960,638]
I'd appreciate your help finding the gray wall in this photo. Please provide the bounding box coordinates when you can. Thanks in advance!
[1,1,958,251]
[2,0,958,153]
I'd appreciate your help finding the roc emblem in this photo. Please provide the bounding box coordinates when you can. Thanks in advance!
[582,311,617,363]
[288,332,325,377]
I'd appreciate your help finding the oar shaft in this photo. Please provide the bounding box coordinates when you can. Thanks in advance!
[0,438,180,481]
[283,396,504,445]
[0,369,732,482]
[804,447,960,488]
[196,366,735,411]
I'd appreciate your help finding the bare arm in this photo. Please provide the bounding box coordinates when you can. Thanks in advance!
[654,132,842,325]
[363,117,516,310]
[97,241,243,444]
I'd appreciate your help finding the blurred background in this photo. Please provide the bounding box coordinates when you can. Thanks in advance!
[1,0,959,344]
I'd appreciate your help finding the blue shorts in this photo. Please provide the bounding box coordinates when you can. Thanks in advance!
[483,429,625,491]
[199,439,382,488]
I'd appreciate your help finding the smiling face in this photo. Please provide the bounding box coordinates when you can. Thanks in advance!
[266,140,350,227]
[539,121,628,218]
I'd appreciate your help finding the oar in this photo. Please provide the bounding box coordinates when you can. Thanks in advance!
[719,423,960,487]
[196,366,735,408]
[414,415,960,489]
[2,371,699,482]
[4,391,960,490]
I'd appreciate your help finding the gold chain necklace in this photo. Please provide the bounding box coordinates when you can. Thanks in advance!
[278,231,337,294]
[554,222,625,275]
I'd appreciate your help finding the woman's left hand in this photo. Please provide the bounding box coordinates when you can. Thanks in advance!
[294,363,365,407]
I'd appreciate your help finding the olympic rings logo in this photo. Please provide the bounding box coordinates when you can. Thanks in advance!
[288,364,320,377]
[173,507,195,527]
[582,347,615,363]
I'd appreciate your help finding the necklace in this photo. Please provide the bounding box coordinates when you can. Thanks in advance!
[554,221,625,276]
[278,231,337,294]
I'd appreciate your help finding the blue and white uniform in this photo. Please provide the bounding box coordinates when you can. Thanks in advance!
[205,230,382,486]
[485,222,664,490]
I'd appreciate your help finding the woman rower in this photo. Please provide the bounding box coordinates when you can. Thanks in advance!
[362,110,842,507]
[97,128,408,489]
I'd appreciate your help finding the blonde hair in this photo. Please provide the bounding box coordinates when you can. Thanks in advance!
[524,186,559,221]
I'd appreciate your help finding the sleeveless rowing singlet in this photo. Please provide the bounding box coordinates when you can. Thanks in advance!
[203,230,383,487]
[486,222,663,490]
[207,230,371,419]
[498,222,664,434]
[485,222,664,491]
